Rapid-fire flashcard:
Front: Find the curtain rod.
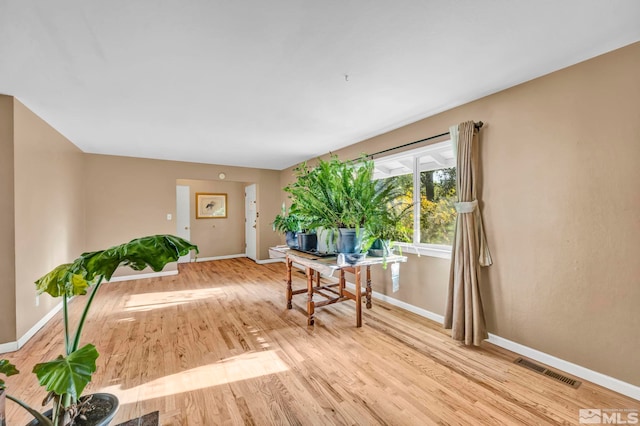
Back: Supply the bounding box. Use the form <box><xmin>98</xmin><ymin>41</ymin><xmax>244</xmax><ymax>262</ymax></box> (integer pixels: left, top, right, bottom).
<box><xmin>365</xmin><ymin>121</ymin><xmax>483</xmax><ymax>160</ymax></box>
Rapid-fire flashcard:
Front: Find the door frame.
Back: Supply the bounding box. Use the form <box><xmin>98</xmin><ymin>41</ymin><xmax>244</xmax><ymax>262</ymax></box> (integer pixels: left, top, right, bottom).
<box><xmin>245</xmin><ymin>184</ymin><xmax>257</xmax><ymax>261</ymax></box>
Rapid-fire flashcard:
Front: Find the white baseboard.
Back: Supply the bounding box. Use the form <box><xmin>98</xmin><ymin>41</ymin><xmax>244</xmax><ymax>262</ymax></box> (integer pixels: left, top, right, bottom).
<box><xmin>0</xmin><ymin>300</ymin><xmax>64</xmax><ymax>354</ymax></box>
<box><xmin>194</xmin><ymin>254</ymin><xmax>282</xmax><ymax>264</ymax></box>
<box><xmin>192</xmin><ymin>254</ymin><xmax>282</xmax><ymax>264</ymax></box>
<box><xmin>344</xmin><ymin>282</ymin><xmax>639</xmax><ymax>401</ymax></box>
<box><xmin>371</xmin><ymin>289</ymin><xmax>446</xmax><ymax>325</ymax></box>
<box><xmin>195</xmin><ymin>254</ymin><xmax>246</xmax><ymax>262</ymax></box>
<box><xmin>106</xmin><ymin>269</ymin><xmax>178</xmax><ymax>283</ymax></box>
<box><xmin>256</xmin><ymin>258</ymin><xmax>283</xmax><ymax>264</ymax></box>
<box><xmin>344</xmin><ymin>281</ymin><xmax>446</xmax><ymax>324</ymax></box>
<box><xmin>486</xmin><ymin>334</ymin><xmax>640</xmax><ymax>401</ymax></box>
<box><xmin>0</xmin><ymin>341</ymin><xmax>18</xmax><ymax>353</ymax></box>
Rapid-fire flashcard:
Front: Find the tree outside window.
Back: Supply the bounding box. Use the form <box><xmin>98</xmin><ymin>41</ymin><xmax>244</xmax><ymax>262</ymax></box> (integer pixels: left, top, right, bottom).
<box><xmin>373</xmin><ymin>141</ymin><xmax>457</xmax><ymax>249</ymax></box>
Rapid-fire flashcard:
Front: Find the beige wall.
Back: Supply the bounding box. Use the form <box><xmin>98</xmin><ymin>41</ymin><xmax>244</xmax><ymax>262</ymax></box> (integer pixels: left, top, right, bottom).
<box><xmin>285</xmin><ymin>42</ymin><xmax>640</xmax><ymax>386</ymax></box>
<box><xmin>177</xmin><ymin>179</ymin><xmax>247</xmax><ymax>258</ymax></box>
<box><xmin>12</xmin><ymin>99</ymin><xmax>86</xmax><ymax>338</ymax></box>
<box><xmin>0</xmin><ymin>96</ymin><xmax>17</xmax><ymax>342</ymax></box>
<box><xmin>84</xmin><ymin>154</ymin><xmax>282</xmax><ymax>261</ymax></box>
<box><xmin>370</xmin><ymin>253</ymin><xmax>450</xmax><ymax>315</ymax></box>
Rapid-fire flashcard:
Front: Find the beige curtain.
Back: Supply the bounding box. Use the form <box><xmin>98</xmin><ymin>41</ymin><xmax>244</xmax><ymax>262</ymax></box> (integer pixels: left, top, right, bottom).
<box><xmin>444</xmin><ymin>121</ymin><xmax>492</xmax><ymax>346</ymax></box>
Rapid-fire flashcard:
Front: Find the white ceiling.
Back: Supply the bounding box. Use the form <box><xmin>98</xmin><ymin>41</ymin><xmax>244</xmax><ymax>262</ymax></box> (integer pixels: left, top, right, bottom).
<box><xmin>1</xmin><ymin>1</ymin><xmax>639</xmax><ymax>170</ymax></box>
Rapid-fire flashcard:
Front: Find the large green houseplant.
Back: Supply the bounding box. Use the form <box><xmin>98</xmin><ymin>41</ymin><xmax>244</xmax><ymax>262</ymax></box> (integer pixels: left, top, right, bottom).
<box><xmin>0</xmin><ymin>234</ymin><xmax>198</xmax><ymax>426</ymax></box>
<box><xmin>285</xmin><ymin>155</ymin><xmax>407</xmax><ymax>254</ymax></box>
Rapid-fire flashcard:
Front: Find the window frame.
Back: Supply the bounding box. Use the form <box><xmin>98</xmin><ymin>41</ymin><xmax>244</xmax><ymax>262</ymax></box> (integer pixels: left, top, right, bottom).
<box><xmin>372</xmin><ymin>140</ymin><xmax>456</xmax><ymax>259</ymax></box>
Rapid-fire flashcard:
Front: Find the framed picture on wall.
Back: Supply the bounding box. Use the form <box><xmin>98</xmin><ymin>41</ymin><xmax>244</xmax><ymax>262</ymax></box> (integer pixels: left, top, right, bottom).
<box><xmin>196</xmin><ymin>193</ymin><xmax>227</xmax><ymax>218</ymax></box>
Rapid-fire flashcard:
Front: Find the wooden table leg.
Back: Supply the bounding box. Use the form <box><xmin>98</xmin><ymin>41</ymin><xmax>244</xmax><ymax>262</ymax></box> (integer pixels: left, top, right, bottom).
<box><xmin>286</xmin><ymin>257</ymin><xmax>293</xmax><ymax>309</ymax></box>
<box><xmin>355</xmin><ymin>266</ymin><xmax>362</xmax><ymax>327</ymax></box>
<box><xmin>315</xmin><ymin>270</ymin><xmax>321</xmax><ymax>287</ymax></box>
<box><xmin>339</xmin><ymin>269</ymin><xmax>345</xmax><ymax>297</ymax></box>
<box><xmin>306</xmin><ymin>266</ymin><xmax>315</xmax><ymax>326</ymax></box>
<box><xmin>366</xmin><ymin>265</ymin><xmax>372</xmax><ymax>309</ymax></box>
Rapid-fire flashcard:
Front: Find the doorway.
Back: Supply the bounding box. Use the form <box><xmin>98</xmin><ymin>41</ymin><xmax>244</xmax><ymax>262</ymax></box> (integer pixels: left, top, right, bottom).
<box><xmin>176</xmin><ymin>185</ymin><xmax>191</xmax><ymax>263</ymax></box>
<box><xmin>245</xmin><ymin>184</ymin><xmax>257</xmax><ymax>261</ymax></box>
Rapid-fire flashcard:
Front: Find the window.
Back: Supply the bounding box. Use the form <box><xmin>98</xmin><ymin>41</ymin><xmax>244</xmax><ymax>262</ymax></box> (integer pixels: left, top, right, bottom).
<box><xmin>373</xmin><ymin>140</ymin><xmax>456</xmax><ymax>258</ymax></box>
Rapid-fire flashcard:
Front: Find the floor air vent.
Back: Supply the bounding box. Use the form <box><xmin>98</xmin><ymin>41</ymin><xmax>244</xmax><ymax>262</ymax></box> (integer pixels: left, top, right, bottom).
<box><xmin>514</xmin><ymin>357</ymin><xmax>581</xmax><ymax>389</ymax></box>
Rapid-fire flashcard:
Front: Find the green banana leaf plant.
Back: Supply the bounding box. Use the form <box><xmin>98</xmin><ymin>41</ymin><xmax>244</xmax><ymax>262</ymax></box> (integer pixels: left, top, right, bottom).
<box><xmin>1</xmin><ymin>234</ymin><xmax>198</xmax><ymax>426</ymax></box>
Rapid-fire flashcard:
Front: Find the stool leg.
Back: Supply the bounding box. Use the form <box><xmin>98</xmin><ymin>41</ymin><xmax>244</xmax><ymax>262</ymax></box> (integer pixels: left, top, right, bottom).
<box><xmin>286</xmin><ymin>257</ymin><xmax>293</xmax><ymax>309</ymax></box>
<box><xmin>366</xmin><ymin>266</ymin><xmax>372</xmax><ymax>309</ymax></box>
<box><xmin>306</xmin><ymin>267</ymin><xmax>315</xmax><ymax>326</ymax></box>
<box><xmin>355</xmin><ymin>266</ymin><xmax>362</xmax><ymax>327</ymax></box>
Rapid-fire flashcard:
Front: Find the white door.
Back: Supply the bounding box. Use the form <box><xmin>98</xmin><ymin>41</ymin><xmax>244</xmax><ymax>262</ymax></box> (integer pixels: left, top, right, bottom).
<box><xmin>245</xmin><ymin>184</ymin><xmax>257</xmax><ymax>261</ymax></box>
<box><xmin>176</xmin><ymin>185</ymin><xmax>191</xmax><ymax>263</ymax></box>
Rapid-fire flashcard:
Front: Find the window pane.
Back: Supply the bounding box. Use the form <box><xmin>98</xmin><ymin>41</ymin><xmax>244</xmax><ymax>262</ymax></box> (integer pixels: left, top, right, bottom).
<box><xmin>419</xmin><ymin>167</ymin><xmax>457</xmax><ymax>245</ymax></box>
<box><xmin>379</xmin><ymin>174</ymin><xmax>413</xmax><ymax>243</ymax></box>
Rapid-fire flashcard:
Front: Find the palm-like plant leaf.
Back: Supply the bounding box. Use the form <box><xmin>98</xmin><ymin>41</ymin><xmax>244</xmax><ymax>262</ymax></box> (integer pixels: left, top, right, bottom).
<box><xmin>32</xmin><ymin>344</ymin><xmax>98</xmax><ymax>400</ymax></box>
<box><xmin>0</xmin><ymin>359</ymin><xmax>19</xmax><ymax>389</ymax></box>
<box><xmin>36</xmin><ymin>235</ymin><xmax>199</xmax><ymax>297</ymax></box>
<box><xmin>35</xmin><ymin>264</ymin><xmax>91</xmax><ymax>298</ymax></box>
<box><xmin>0</xmin><ymin>359</ymin><xmax>19</xmax><ymax>378</ymax></box>
<box><xmin>81</xmin><ymin>234</ymin><xmax>199</xmax><ymax>281</ymax></box>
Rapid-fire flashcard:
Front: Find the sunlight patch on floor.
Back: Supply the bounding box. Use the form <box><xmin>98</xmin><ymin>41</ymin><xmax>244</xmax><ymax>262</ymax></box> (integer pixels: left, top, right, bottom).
<box><xmin>99</xmin><ymin>350</ymin><xmax>289</xmax><ymax>404</ymax></box>
<box><xmin>124</xmin><ymin>287</ymin><xmax>225</xmax><ymax>312</ymax></box>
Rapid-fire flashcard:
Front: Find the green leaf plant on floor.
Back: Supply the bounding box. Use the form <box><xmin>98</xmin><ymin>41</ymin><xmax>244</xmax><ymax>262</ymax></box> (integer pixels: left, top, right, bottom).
<box><xmin>1</xmin><ymin>235</ymin><xmax>198</xmax><ymax>426</ymax></box>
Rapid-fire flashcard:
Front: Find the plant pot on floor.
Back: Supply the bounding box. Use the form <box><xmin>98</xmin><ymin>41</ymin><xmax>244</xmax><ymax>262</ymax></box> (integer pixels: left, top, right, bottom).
<box><xmin>297</xmin><ymin>233</ymin><xmax>317</xmax><ymax>252</ymax></box>
<box><xmin>337</xmin><ymin>228</ymin><xmax>362</xmax><ymax>254</ymax></box>
<box><xmin>25</xmin><ymin>393</ymin><xmax>119</xmax><ymax>426</ymax></box>
<box><xmin>1</xmin><ymin>389</ymin><xmax>6</xmax><ymax>426</ymax></box>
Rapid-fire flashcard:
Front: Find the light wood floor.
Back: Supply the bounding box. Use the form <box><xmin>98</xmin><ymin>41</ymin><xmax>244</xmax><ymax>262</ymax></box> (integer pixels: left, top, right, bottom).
<box><xmin>4</xmin><ymin>259</ymin><xmax>637</xmax><ymax>425</ymax></box>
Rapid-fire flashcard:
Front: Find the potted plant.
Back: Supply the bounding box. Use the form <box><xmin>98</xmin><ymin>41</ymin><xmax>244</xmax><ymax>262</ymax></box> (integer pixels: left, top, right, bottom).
<box><xmin>285</xmin><ymin>155</ymin><xmax>401</xmax><ymax>254</ymax></box>
<box><xmin>1</xmin><ymin>359</ymin><xmax>19</xmax><ymax>425</ymax></box>
<box><xmin>365</xmin><ymin>198</ymin><xmax>413</xmax><ymax>258</ymax></box>
<box><xmin>0</xmin><ymin>234</ymin><xmax>198</xmax><ymax>426</ymax></box>
<box><xmin>272</xmin><ymin>203</ymin><xmax>303</xmax><ymax>249</ymax></box>
<box><xmin>296</xmin><ymin>229</ymin><xmax>317</xmax><ymax>252</ymax></box>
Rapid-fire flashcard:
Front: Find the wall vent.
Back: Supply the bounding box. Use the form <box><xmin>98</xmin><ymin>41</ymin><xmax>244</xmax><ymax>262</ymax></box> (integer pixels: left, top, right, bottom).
<box><xmin>514</xmin><ymin>357</ymin><xmax>581</xmax><ymax>389</ymax></box>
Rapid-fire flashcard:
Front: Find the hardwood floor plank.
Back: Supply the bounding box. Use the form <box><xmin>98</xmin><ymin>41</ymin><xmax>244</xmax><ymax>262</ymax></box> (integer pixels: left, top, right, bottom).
<box><xmin>3</xmin><ymin>258</ymin><xmax>637</xmax><ymax>425</ymax></box>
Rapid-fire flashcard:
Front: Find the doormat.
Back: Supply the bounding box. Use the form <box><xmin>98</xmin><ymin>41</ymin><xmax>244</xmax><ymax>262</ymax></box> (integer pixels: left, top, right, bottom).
<box><xmin>115</xmin><ymin>411</ymin><xmax>159</xmax><ymax>426</ymax></box>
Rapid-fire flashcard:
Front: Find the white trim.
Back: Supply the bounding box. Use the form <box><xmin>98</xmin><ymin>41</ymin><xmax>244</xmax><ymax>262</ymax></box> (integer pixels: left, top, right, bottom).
<box><xmin>374</xmin><ymin>290</ymin><xmax>446</xmax><ymax>324</ymax></box>
<box><xmin>344</xmin><ymin>281</ymin><xmax>446</xmax><ymax>324</ymax></box>
<box><xmin>395</xmin><ymin>243</ymin><xmax>452</xmax><ymax>260</ymax></box>
<box><xmin>198</xmin><ymin>255</ymin><xmax>288</xmax><ymax>265</ymax></box>
<box><xmin>17</xmin><ymin>301</ymin><xmax>64</xmax><ymax>347</ymax></box>
<box><xmin>194</xmin><ymin>254</ymin><xmax>246</xmax><ymax>262</ymax></box>
<box><xmin>0</xmin><ymin>341</ymin><xmax>18</xmax><ymax>354</ymax></box>
<box><xmin>256</xmin><ymin>258</ymin><xmax>283</xmax><ymax>264</ymax></box>
<box><xmin>373</xmin><ymin>139</ymin><xmax>453</xmax><ymax>179</ymax></box>
<box><xmin>0</xmin><ymin>301</ymin><xmax>64</xmax><ymax>354</ymax></box>
<box><xmin>106</xmin><ymin>269</ymin><xmax>178</xmax><ymax>283</ymax></box>
<box><xmin>344</xmin><ymin>283</ymin><xmax>640</xmax><ymax>401</ymax></box>
<box><xmin>486</xmin><ymin>334</ymin><xmax>640</xmax><ymax>401</ymax></box>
